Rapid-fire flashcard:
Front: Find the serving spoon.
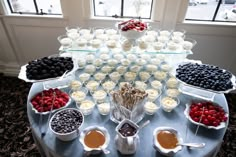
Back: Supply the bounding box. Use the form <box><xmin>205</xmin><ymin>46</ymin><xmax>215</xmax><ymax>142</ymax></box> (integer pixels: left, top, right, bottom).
<box><xmin>177</xmin><ymin>142</ymin><xmax>205</xmax><ymax>149</ymax></box>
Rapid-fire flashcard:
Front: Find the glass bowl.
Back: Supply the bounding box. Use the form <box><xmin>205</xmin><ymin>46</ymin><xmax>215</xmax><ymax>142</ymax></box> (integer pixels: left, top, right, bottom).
<box><xmin>144</xmin><ymin>101</ymin><xmax>160</xmax><ymax>115</ymax></box>
<box><xmin>181</xmin><ymin>38</ymin><xmax>197</xmax><ymax>51</ymax></box>
<box><xmin>160</xmin><ymin>95</ymin><xmax>180</xmax><ymax>112</ymax></box>
<box><xmin>57</xmin><ymin>35</ymin><xmax>73</xmax><ymax>49</ymax></box>
<box><xmin>97</xmin><ymin>102</ymin><xmax>111</xmax><ymax>115</ymax></box>
<box><xmin>146</xmin><ymin>88</ymin><xmax>161</xmax><ymax>102</ymax></box>
<box><xmin>77</xmin><ymin>100</ymin><xmax>95</xmax><ymax>116</ymax></box>
<box><xmin>92</xmin><ymin>90</ymin><xmax>107</xmax><ymax>104</ymax></box>
<box><xmin>69</xmin><ymin>87</ymin><xmax>88</xmax><ymax>103</ymax></box>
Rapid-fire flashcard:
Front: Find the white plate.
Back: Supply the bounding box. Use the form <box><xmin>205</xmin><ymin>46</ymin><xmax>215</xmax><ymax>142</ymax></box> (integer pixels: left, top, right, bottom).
<box><xmin>174</xmin><ymin>62</ymin><xmax>236</xmax><ymax>94</ymax></box>
<box><xmin>18</xmin><ymin>56</ymin><xmax>78</xmax><ymax>83</ymax></box>
<box><xmin>30</xmin><ymin>93</ymin><xmax>72</xmax><ymax>115</ymax></box>
<box><xmin>184</xmin><ymin>103</ymin><xmax>228</xmax><ymax>130</ymax></box>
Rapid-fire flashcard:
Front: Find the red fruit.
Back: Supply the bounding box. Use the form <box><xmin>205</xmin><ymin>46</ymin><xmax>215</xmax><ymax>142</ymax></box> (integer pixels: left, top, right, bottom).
<box><xmin>203</xmin><ymin>119</ymin><xmax>209</xmax><ymax>125</ymax></box>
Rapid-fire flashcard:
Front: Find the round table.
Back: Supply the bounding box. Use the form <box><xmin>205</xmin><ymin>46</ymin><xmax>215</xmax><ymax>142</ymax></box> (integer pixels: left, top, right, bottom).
<box><xmin>27</xmin><ymin>82</ymin><xmax>228</xmax><ymax>157</ymax></box>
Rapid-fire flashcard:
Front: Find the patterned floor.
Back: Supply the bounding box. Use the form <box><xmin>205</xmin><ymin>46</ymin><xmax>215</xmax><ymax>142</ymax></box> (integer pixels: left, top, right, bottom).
<box><xmin>0</xmin><ymin>75</ymin><xmax>235</xmax><ymax>157</ymax></box>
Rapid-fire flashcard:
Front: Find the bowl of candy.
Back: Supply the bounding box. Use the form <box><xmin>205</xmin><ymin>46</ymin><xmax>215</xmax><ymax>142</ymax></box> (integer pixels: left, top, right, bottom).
<box><xmin>118</xmin><ymin>19</ymin><xmax>148</xmax><ymax>40</ymax></box>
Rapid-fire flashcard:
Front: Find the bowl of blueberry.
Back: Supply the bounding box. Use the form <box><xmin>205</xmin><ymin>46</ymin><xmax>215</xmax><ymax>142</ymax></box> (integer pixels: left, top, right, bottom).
<box><xmin>18</xmin><ymin>54</ymin><xmax>76</xmax><ymax>82</ymax></box>
<box><xmin>184</xmin><ymin>100</ymin><xmax>228</xmax><ymax>130</ymax></box>
<box><xmin>49</xmin><ymin>108</ymin><xmax>84</xmax><ymax>141</ymax></box>
<box><xmin>175</xmin><ymin>62</ymin><xmax>236</xmax><ymax>93</ymax></box>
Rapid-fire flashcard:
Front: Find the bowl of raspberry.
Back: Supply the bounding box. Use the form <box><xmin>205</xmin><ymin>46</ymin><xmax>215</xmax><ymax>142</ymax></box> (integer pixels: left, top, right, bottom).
<box><xmin>30</xmin><ymin>88</ymin><xmax>71</xmax><ymax>115</ymax></box>
<box><xmin>118</xmin><ymin>19</ymin><xmax>148</xmax><ymax>40</ymax></box>
<box><xmin>184</xmin><ymin>100</ymin><xmax>228</xmax><ymax>130</ymax></box>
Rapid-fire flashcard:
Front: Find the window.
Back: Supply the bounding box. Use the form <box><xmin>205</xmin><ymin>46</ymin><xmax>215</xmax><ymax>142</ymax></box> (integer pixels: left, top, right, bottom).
<box><xmin>93</xmin><ymin>0</ymin><xmax>153</xmax><ymax>19</ymax></box>
<box><xmin>186</xmin><ymin>0</ymin><xmax>236</xmax><ymax>22</ymax></box>
<box><xmin>5</xmin><ymin>0</ymin><xmax>62</xmax><ymax>15</ymax></box>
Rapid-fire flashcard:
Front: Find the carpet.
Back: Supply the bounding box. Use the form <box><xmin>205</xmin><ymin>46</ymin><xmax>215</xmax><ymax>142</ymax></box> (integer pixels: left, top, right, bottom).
<box><xmin>0</xmin><ymin>75</ymin><xmax>235</xmax><ymax>157</ymax></box>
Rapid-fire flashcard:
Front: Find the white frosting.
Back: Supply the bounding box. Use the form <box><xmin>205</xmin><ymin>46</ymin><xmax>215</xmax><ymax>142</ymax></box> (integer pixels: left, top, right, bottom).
<box><xmin>86</xmin><ymin>81</ymin><xmax>99</xmax><ymax>91</ymax></box>
<box><xmin>124</xmin><ymin>72</ymin><xmax>137</xmax><ymax>81</ymax></box>
<box><xmin>70</xmin><ymin>80</ymin><xmax>82</xmax><ymax>90</ymax></box>
<box><xmin>71</xmin><ymin>91</ymin><xmax>86</xmax><ymax>102</ymax></box>
<box><xmin>151</xmin><ymin>80</ymin><xmax>162</xmax><ymax>90</ymax></box>
<box><xmin>154</xmin><ymin>71</ymin><xmax>167</xmax><ymax>80</ymax></box>
<box><xmin>79</xmin><ymin>73</ymin><xmax>90</xmax><ymax>82</ymax></box>
<box><xmin>139</xmin><ymin>71</ymin><xmax>151</xmax><ymax>81</ymax></box>
<box><xmin>94</xmin><ymin>72</ymin><xmax>106</xmax><ymax>81</ymax></box>
<box><xmin>97</xmin><ymin>103</ymin><xmax>110</xmax><ymax>115</ymax></box>
<box><xmin>146</xmin><ymin>89</ymin><xmax>159</xmax><ymax>102</ymax></box>
<box><xmin>161</xmin><ymin>97</ymin><xmax>178</xmax><ymax>111</ymax></box>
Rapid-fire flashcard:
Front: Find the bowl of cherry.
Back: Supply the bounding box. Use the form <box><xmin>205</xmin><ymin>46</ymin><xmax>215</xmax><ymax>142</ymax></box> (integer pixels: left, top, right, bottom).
<box><xmin>118</xmin><ymin>19</ymin><xmax>148</xmax><ymax>40</ymax></box>
<box><xmin>184</xmin><ymin>100</ymin><xmax>228</xmax><ymax>130</ymax></box>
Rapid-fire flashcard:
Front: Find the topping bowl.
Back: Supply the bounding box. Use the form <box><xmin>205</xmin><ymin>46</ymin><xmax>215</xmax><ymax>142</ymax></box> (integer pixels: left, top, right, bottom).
<box><xmin>79</xmin><ymin>126</ymin><xmax>110</xmax><ymax>155</ymax></box>
<box><xmin>153</xmin><ymin>127</ymin><xmax>183</xmax><ymax>156</ymax></box>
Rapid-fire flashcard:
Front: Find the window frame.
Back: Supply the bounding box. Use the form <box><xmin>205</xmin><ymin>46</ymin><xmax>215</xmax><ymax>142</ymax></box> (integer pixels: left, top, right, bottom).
<box><xmin>185</xmin><ymin>0</ymin><xmax>236</xmax><ymax>23</ymax></box>
<box><xmin>92</xmin><ymin>0</ymin><xmax>154</xmax><ymax>19</ymax></box>
<box><xmin>5</xmin><ymin>0</ymin><xmax>62</xmax><ymax>15</ymax></box>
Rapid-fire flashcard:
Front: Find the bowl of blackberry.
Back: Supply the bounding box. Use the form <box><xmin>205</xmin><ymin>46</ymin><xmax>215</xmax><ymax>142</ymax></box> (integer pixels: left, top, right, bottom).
<box><xmin>18</xmin><ymin>55</ymin><xmax>75</xmax><ymax>82</ymax></box>
<box><xmin>175</xmin><ymin>62</ymin><xmax>236</xmax><ymax>93</ymax></box>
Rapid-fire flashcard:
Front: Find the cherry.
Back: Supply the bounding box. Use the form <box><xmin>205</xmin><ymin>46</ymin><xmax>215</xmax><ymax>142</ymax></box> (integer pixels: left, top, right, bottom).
<box><xmin>189</xmin><ymin>101</ymin><xmax>227</xmax><ymax>127</ymax></box>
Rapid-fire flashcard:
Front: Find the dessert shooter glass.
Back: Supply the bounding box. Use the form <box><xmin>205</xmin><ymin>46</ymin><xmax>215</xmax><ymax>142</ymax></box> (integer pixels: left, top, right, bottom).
<box><xmin>160</xmin><ymin>94</ymin><xmax>180</xmax><ymax>112</ymax></box>
<box><xmin>77</xmin><ymin>100</ymin><xmax>95</xmax><ymax>115</ymax></box>
<box><xmin>97</xmin><ymin>102</ymin><xmax>111</xmax><ymax>115</ymax></box>
<box><xmin>144</xmin><ymin>101</ymin><xmax>160</xmax><ymax>115</ymax></box>
<box><xmin>92</xmin><ymin>89</ymin><xmax>107</xmax><ymax>104</ymax></box>
<box><xmin>69</xmin><ymin>87</ymin><xmax>88</xmax><ymax>103</ymax></box>
<box><xmin>57</xmin><ymin>35</ymin><xmax>73</xmax><ymax>50</ymax></box>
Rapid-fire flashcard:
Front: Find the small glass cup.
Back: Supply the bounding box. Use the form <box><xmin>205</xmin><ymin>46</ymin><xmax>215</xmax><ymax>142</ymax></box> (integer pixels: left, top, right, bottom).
<box><xmin>165</xmin><ymin>87</ymin><xmax>180</xmax><ymax>98</ymax></box>
<box><xmin>134</xmin><ymin>81</ymin><xmax>147</xmax><ymax>91</ymax></box>
<box><xmin>94</xmin><ymin>72</ymin><xmax>106</xmax><ymax>83</ymax></box>
<box><xmin>65</xmin><ymin>26</ymin><xmax>79</xmax><ymax>33</ymax></box>
<box><xmin>150</xmin><ymin>80</ymin><xmax>163</xmax><ymax>90</ymax></box>
<box><xmin>124</xmin><ymin>72</ymin><xmax>137</xmax><ymax>82</ymax></box>
<box><xmin>182</xmin><ymin>38</ymin><xmax>197</xmax><ymax>51</ymax></box>
<box><xmin>166</xmin><ymin>77</ymin><xmax>179</xmax><ymax>88</ymax></box>
<box><xmin>153</xmin><ymin>42</ymin><xmax>164</xmax><ymax>51</ymax></box>
<box><xmin>102</xmin><ymin>81</ymin><xmax>116</xmax><ymax>93</ymax></box>
<box><xmin>70</xmin><ymin>87</ymin><xmax>88</xmax><ymax>103</ymax></box>
<box><xmin>70</xmin><ymin>80</ymin><xmax>82</xmax><ymax>91</ymax></box>
<box><xmin>160</xmin><ymin>95</ymin><xmax>180</xmax><ymax>112</ymax></box>
<box><xmin>93</xmin><ymin>59</ymin><xmax>104</xmax><ymax>69</ymax></box>
<box><xmin>101</xmin><ymin>65</ymin><xmax>113</xmax><ymax>74</ymax></box>
<box><xmin>85</xmin><ymin>80</ymin><xmax>99</xmax><ymax>94</ymax></box>
<box><xmin>153</xmin><ymin>71</ymin><xmax>168</xmax><ymax>81</ymax></box>
<box><xmin>77</xmin><ymin>100</ymin><xmax>95</xmax><ymax>116</ymax></box>
<box><xmin>57</xmin><ymin>35</ymin><xmax>73</xmax><ymax>49</ymax></box>
<box><xmin>144</xmin><ymin>101</ymin><xmax>160</xmax><ymax>115</ymax></box>
<box><xmin>145</xmin><ymin>64</ymin><xmax>158</xmax><ymax>74</ymax></box>
<box><xmin>78</xmin><ymin>73</ymin><xmax>91</xmax><ymax>84</ymax></box>
<box><xmin>116</xmin><ymin>66</ymin><xmax>127</xmax><ymax>75</ymax></box>
<box><xmin>97</xmin><ymin>102</ymin><xmax>111</xmax><ymax>115</ymax></box>
<box><xmin>139</xmin><ymin>71</ymin><xmax>151</xmax><ymax>82</ymax></box>
<box><xmin>92</xmin><ymin>90</ymin><xmax>107</xmax><ymax>104</ymax></box>
<box><xmin>67</xmin><ymin>32</ymin><xmax>80</xmax><ymax>41</ymax></box>
<box><xmin>146</xmin><ymin>88</ymin><xmax>161</xmax><ymax>102</ymax></box>
<box><xmin>109</xmin><ymin>72</ymin><xmax>121</xmax><ymax>83</ymax></box>
<box><xmin>75</xmin><ymin>38</ymin><xmax>87</xmax><ymax>47</ymax></box>
<box><xmin>84</xmin><ymin>65</ymin><xmax>96</xmax><ymax>74</ymax></box>
<box><xmin>77</xmin><ymin>58</ymin><xmax>86</xmax><ymax>69</ymax></box>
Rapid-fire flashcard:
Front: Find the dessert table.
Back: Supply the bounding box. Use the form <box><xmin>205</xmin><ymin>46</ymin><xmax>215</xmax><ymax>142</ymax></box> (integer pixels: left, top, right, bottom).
<box><xmin>27</xmin><ymin>81</ymin><xmax>228</xmax><ymax>157</ymax></box>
